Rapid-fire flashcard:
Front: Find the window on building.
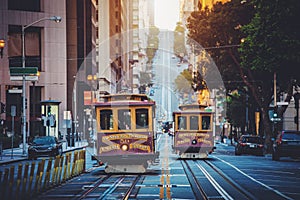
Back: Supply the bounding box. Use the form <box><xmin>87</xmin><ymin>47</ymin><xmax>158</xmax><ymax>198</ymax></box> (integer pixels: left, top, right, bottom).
<box><xmin>136</xmin><ymin>109</ymin><xmax>149</xmax><ymax>129</ymax></box>
<box><xmin>8</xmin><ymin>25</ymin><xmax>41</xmax><ymax>71</ymax></box>
<box><xmin>100</xmin><ymin>109</ymin><xmax>114</xmax><ymax>130</ymax></box>
<box><xmin>8</xmin><ymin>0</ymin><xmax>40</xmax><ymax>12</ymax></box>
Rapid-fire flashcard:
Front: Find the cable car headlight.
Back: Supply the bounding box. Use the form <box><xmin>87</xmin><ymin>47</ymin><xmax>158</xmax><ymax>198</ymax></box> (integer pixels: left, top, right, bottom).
<box><xmin>121</xmin><ymin>144</ymin><xmax>129</xmax><ymax>151</ymax></box>
<box><xmin>192</xmin><ymin>139</ymin><xmax>197</xmax><ymax>145</ymax></box>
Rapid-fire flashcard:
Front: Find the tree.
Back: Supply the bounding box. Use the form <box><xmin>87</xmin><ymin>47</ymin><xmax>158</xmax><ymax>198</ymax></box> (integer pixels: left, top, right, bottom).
<box><xmin>146</xmin><ymin>26</ymin><xmax>160</xmax><ymax>63</ymax></box>
<box><xmin>226</xmin><ymin>90</ymin><xmax>246</xmax><ymax>131</ymax></box>
<box><xmin>240</xmin><ymin>0</ymin><xmax>300</xmax><ymax>150</ymax></box>
<box><xmin>187</xmin><ymin>0</ymin><xmax>255</xmax><ymax>131</ymax></box>
<box><xmin>174</xmin><ymin>22</ymin><xmax>187</xmax><ymax>58</ymax></box>
<box><xmin>187</xmin><ymin>0</ymin><xmax>300</xmax><ymax>152</ymax></box>
<box><xmin>187</xmin><ymin>0</ymin><xmax>255</xmax><ymax>90</ymax></box>
<box><xmin>174</xmin><ymin>68</ymin><xmax>193</xmax><ymax>94</ymax></box>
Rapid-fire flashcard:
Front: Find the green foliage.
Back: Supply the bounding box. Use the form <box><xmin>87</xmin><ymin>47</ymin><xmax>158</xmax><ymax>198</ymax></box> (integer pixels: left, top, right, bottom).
<box><xmin>147</xmin><ymin>26</ymin><xmax>160</xmax><ymax>63</ymax></box>
<box><xmin>174</xmin><ymin>22</ymin><xmax>187</xmax><ymax>57</ymax></box>
<box><xmin>187</xmin><ymin>0</ymin><xmax>255</xmax><ymax>90</ymax></box>
<box><xmin>140</xmin><ymin>71</ymin><xmax>152</xmax><ymax>85</ymax></box>
<box><xmin>174</xmin><ymin>69</ymin><xmax>193</xmax><ymax>94</ymax></box>
<box><xmin>240</xmin><ymin>0</ymin><xmax>300</xmax><ymax>87</ymax></box>
<box><xmin>226</xmin><ymin>92</ymin><xmax>246</xmax><ymax>128</ymax></box>
<box><xmin>186</xmin><ymin>0</ymin><xmax>300</xmax><ymax>147</ymax></box>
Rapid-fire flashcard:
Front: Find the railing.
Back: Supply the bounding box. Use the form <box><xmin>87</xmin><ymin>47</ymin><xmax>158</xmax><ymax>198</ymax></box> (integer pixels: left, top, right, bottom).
<box><xmin>0</xmin><ymin>149</ymin><xmax>86</xmax><ymax>199</ymax></box>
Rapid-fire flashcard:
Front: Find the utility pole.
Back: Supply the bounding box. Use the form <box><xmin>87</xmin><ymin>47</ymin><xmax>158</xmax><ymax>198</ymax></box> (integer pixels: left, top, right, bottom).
<box><xmin>294</xmin><ymin>93</ymin><xmax>300</xmax><ymax>131</ymax></box>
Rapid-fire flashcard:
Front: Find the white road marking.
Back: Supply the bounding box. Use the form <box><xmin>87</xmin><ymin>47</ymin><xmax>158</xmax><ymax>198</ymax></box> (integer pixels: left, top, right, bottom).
<box><xmin>213</xmin><ymin>156</ymin><xmax>293</xmax><ymax>200</ymax></box>
<box><xmin>196</xmin><ymin>162</ymin><xmax>234</xmax><ymax>200</ymax></box>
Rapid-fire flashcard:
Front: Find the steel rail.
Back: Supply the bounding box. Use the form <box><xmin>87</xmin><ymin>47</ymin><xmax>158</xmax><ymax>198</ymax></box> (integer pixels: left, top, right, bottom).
<box><xmin>122</xmin><ymin>175</ymin><xmax>142</xmax><ymax>200</ymax></box>
<box><xmin>181</xmin><ymin>160</ymin><xmax>209</xmax><ymax>200</ymax></box>
<box><xmin>203</xmin><ymin>160</ymin><xmax>257</xmax><ymax>200</ymax></box>
<box><xmin>195</xmin><ymin>161</ymin><xmax>234</xmax><ymax>200</ymax></box>
<box><xmin>99</xmin><ymin>176</ymin><xmax>125</xmax><ymax>199</ymax></box>
<box><xmin>78</xmin><ymin>175</ymin><xmax>112</xmax><ymax>199</ymax></box>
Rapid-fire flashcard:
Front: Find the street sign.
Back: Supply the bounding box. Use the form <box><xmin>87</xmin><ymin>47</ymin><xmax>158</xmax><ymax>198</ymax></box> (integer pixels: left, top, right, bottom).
<box><xmin>8</xmin><ymin>89</ymin><xmax>22</xmax><ymax>93</ymax></box>
<box><xmin>11</xmin><ymin>106</ymin><xmax>16</xmax><ymax>117</ymax></box>
<box><xmin>9</xmin><ymin>67</ymin><xmax>38</xmax><ymax>76</ymax></box>
<box><xmin>10</xmin><ymin>76</ymin><xmax>38</xmax><ymax>81</ymax></box>
<box><xmin>271</xmin><ymin>117</ymin><xmax>281</xmax><ymax>122</ymax></box>
<box><xmin>277</xmin><ymin>102</ymin><xmax>289</xmax><ymax>106</ymax></box>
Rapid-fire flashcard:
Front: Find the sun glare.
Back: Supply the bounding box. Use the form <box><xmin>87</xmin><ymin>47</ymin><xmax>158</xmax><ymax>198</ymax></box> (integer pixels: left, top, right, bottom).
<box><xmin>154</xmin><ymin>0</ymin><xmax>180</xmax><ymax>31</ymax></box>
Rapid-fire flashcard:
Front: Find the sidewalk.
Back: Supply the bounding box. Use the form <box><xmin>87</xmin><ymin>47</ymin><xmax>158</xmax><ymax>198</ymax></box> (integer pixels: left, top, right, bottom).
<box><xmin>0</xmin><ymin>140</ymin><xmax>88</xmax><ymax>165</ymax></box>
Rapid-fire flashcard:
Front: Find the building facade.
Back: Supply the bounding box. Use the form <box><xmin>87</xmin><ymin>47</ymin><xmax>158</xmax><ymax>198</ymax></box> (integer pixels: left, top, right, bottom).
<box><xmin>0</xmin><ymin>0</ymin><xmax>157</xmax><ymax>145</ymax></box>
<box><xmin>0</xmin><ymin>0</ymin><xmax>67</xmax><ymax>139</ymax></box>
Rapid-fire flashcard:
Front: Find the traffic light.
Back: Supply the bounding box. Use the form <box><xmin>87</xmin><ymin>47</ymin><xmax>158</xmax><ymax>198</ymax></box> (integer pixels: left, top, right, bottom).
<box><xmin>47</xmin><ymin>106</ymin><xmax>51</xmax><ymax>116</ymax></box>
<box><xmin>0</xmin><ymin>102</ymin><xmax>5</xmax><ymax>113</ymax></box>
<box><xmin>272</xmin><ymin>106</ymin><xmax>278</xmax><ymax>118</ymax></box>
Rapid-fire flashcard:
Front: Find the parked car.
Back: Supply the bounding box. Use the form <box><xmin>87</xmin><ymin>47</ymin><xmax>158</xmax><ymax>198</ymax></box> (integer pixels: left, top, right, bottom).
<box><xmin>272</xmin><ymin>130</ymin><xmax>300</xmax><ymax>161</ymax></box>
<box><xmin>235</xmin><ymin>135</ymin><xmax>264</xmax><ymax>156</ymax></box>
<box><xmin>28</xmin><ymin>136</ymin><xmax>63</xmax><ymax>159</ymax></box>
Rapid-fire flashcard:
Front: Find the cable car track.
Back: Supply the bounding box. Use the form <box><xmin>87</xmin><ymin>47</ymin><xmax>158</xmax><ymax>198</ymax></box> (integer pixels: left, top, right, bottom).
<box><xmin>181</xmin><ymin>160</ymin><xmax>209</xmax><ymax>200</ymax></box>
<box><xmin>182</xmin><ymin>159</ymin><xmax>256</xmax><ymax>200</ymax></box>
<box><xmin>202</xmin><ymin>159</ymin><xmax>256</xmax><ymax>200</ymax></box>
<box><xmin>78</xmin><ymin>174</ymin><xmax>142</xmax><ymax>199</ymax></box>
<box><xmin>79</xmin><ymin>174</ymin><xmax>112</xmax><ymax>199</ymax></box>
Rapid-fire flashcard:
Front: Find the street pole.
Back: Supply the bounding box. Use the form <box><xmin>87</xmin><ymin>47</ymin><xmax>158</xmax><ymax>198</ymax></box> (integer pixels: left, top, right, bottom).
<box><xmin>294</xmin><ymin>92</ymin><xmax>300</xmax><ymax>131</ymax></box>
<box><xmin>21</xmin><ymin>16</ymin><xmax>62</xmax><ymax>156</ymax></box>
<box><xmin>11</xmin><ymin>115</ymin><xmax>14</xmax><ymax>159</ymax></box>
<box><xmin>21</xmin><ymin>26</ymin><xmax>26</xmax><ymax>155</ymax></box>
<box><xmin>273</xmin><ymin>72</ymin><xmax>277</xmax><ymax>136</ymax></box>
<box><xmin>11</xmin><ymin>106</ymin><xmax>16</xmax><ymax>159</ymax></box>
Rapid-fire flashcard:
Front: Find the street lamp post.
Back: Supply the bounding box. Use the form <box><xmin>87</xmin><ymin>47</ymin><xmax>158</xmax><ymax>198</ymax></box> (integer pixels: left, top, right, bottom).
<box><xmin>21</xmin><ymin>16</ymin><xmax>62</xmax><ymax>156</ymax></box>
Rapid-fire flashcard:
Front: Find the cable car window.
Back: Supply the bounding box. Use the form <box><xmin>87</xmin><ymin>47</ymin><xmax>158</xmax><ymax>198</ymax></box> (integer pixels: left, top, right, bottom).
<box><xmin>100</xmin><ymin>109</ymin><xmax>113</xmax><ymax>130</ymax></box>
<box><xmin>118</xmin><ymin>109</ymin><xmax>131</xmax><ymax>130</ymax></box>
<box><xmin>178</xmin><ymin>116</ymin><xmax>187</xmax><ymax>130</ymax></box>
<box><xmin>201</xmin><ymin>116</ymin><xmax>211</xmax><ymax>130</ymax></box>
<box><xmin>136</xmin><ymin>108</ymin><xmax>149</xmax><ymax>129</ymax></box>
<box><xmin>190</xmin><ymin>116</ymin><xmax>199</xmax><ymax>130</ymax></box>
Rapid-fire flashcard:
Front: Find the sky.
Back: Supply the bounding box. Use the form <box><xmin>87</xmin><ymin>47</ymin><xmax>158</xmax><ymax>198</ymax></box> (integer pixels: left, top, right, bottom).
<box><xmin>154</xmin><ymin>0</ymin><xmax>180</xmax><ymax>31</ymax></box>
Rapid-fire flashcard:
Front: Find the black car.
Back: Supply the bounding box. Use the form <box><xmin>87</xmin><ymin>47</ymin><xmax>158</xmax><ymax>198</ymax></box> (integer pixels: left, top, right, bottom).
<box><xmin>162</xmin><ymin>121</ymin><xmax>170</xmax><ymax>133</ymax></box>
<box><xmin>28</xmin><ymin>136</ymin><xmax>63</xmax><ymax>159</ymax></box>
<box><xmin>235</xmin><ymin>135</ymin><xmax>264</xmax><ymax>156</ymax></box>
<box><xmin>272</xmin><ymin>130</ymin><xmax>300</xmax><ymax>161</ymax></box>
